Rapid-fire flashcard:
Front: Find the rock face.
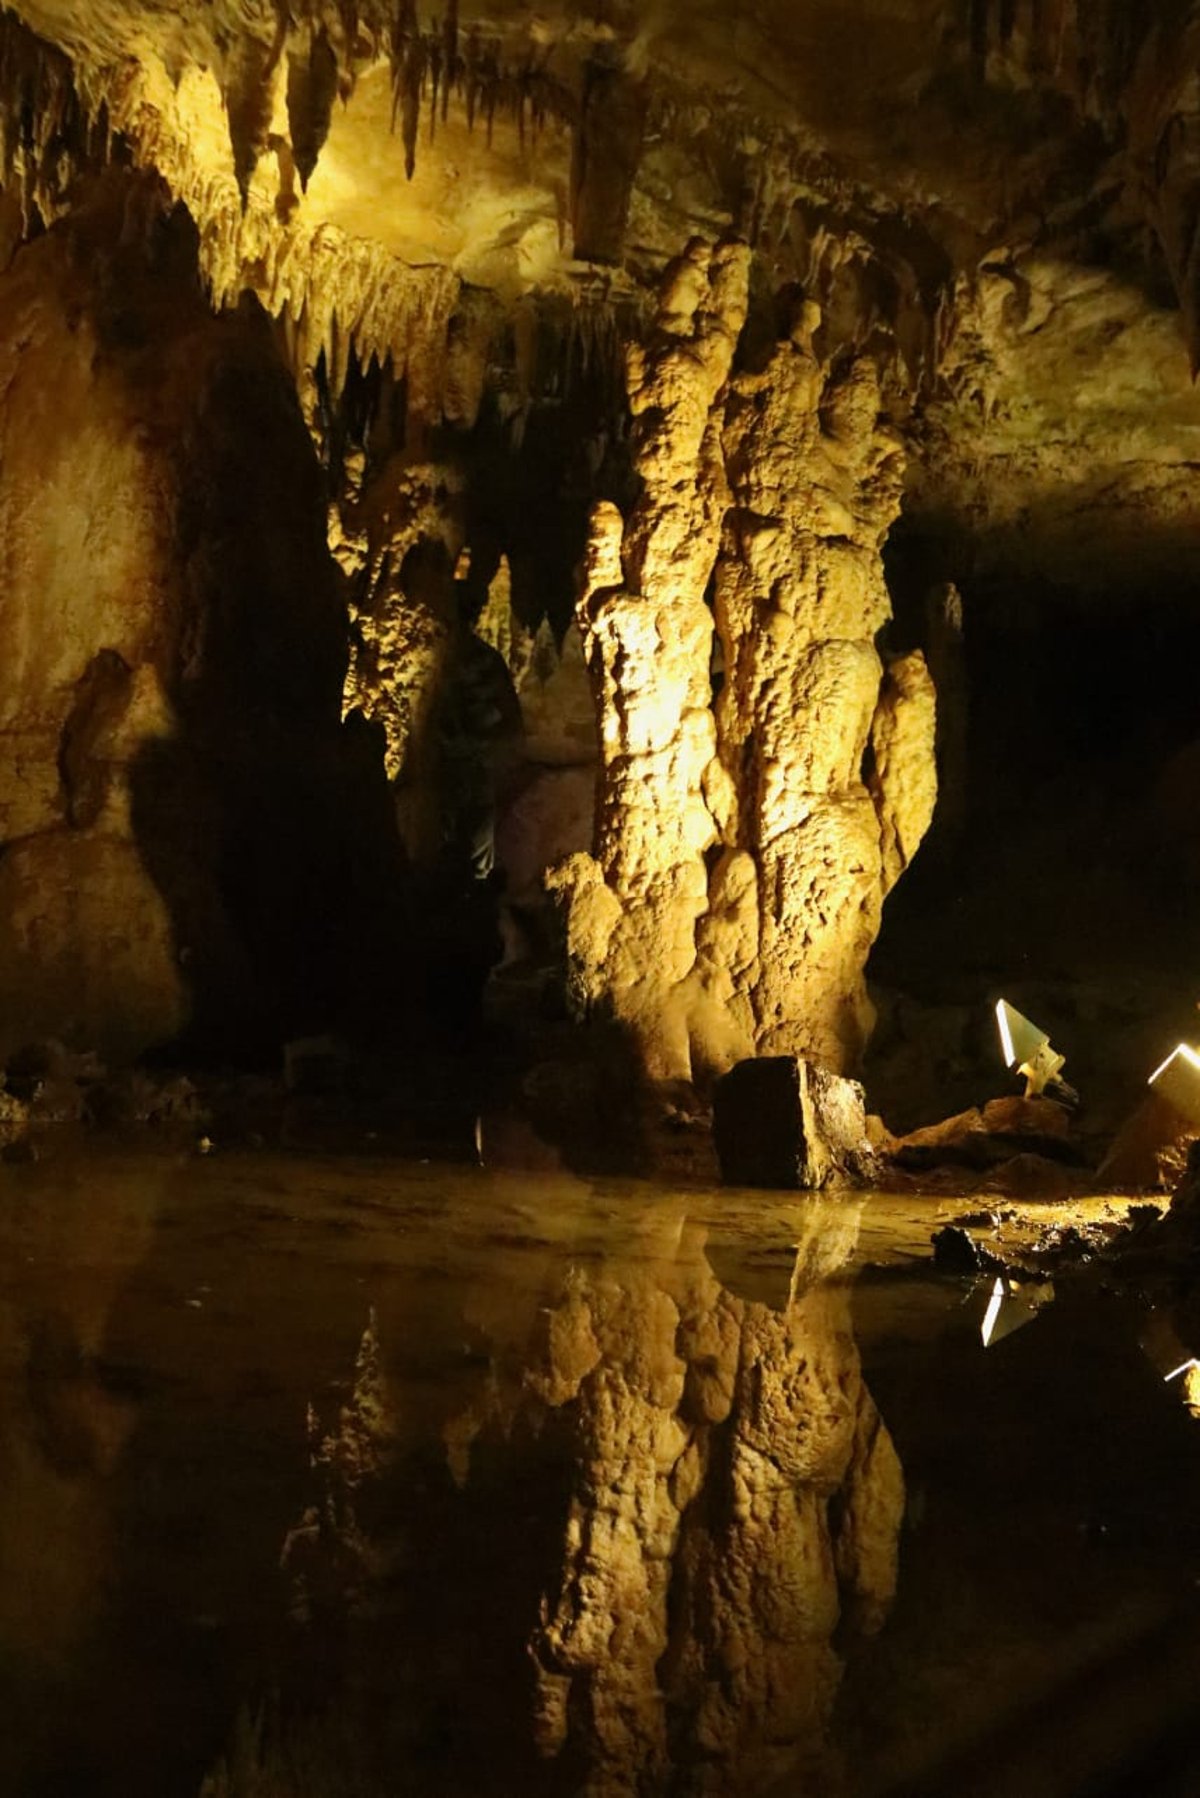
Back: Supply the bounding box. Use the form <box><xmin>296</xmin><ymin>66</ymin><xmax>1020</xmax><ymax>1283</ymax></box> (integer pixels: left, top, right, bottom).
<box><xmin>553</xmin><ymin>250</ymin><xmax>936</xmax><ymax>1083</ymax></box>
<box><xmin>0</xmin><ymin>174</ymin><xmax>397</xmax><ymax>1060</ymax></box>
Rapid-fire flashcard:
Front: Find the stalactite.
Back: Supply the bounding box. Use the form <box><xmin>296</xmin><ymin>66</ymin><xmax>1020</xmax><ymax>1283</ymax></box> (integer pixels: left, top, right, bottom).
<box><xmin>221</xmin><ymin>14</ymin><xmax>287</xmax><ymax>205</ymax></box>
<box><xmin>400</xmin><ymin>32</ymin><xmax>423</xmax><ymax>178</ymax></box>
<box><xmin>570</xmin><ymin>54</ymin><xmax>646</xmax><ymax>265</ymax></box>
<box><xmin>441</xmin><ymin>0</ymin><xmax>458</xmax><ymax>123</ymax></box>
<box><xmin>0</xmin><ymin>7</ymin><xmax>105</xmax><ymax>238</ymax></box>
<box><xmin>286</xmin><ymin>25</ymin><xmax>339</xmax><ymax>192</ymax></box>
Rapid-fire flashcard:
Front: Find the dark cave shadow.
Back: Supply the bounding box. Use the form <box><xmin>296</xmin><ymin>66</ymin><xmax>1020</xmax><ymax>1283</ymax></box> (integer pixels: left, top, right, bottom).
<box><xmin>127</xmin><ymin>720</ymin><xmax>412</xmax><ymax>1066</ymax></box>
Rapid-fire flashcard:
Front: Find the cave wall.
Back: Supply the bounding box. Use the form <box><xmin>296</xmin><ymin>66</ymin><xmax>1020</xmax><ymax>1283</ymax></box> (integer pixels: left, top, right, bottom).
<box><xmin>0</xmin><ymin>173</ymin><xmax>401</xmax><ymax>1062</ymax></box>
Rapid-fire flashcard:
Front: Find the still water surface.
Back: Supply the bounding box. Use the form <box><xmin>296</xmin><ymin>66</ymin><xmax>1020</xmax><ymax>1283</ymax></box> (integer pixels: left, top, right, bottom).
<box><xmin>1</xmin><ymin>1146</ymin><xmax>1197</xmax><ymax>1797</ymax></box>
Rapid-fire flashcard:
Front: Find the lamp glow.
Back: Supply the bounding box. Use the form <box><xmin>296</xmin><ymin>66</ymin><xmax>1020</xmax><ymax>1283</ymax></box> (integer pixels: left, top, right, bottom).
<box><xmin>981</xmin><ymin>1277</ymin><xmax>1005</xmax><ymax>1347</ymax></box>
<box><xmin>995</xmin><ymin>999</ymin><xmax>1068</xmax><ymax>1099</ymax></box>
<box><xmin>997</xmin><ymin>1001</ymin><xmax>1016</xmax><ymax>1069</ymax></box>
<box><xmin>980</xmin><ymin>1275</ymin><xmax>1054</xmax><ymax>1347</ymax></box>
<box><xmin>1147</xmin><ymin>1043</ymin><xmax>1200</xmax><ymax>1128</ymax></box>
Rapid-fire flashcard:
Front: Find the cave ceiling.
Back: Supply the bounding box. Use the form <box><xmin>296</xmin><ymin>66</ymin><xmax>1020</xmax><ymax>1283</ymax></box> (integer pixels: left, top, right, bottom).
<box><xmin>7</xmin><ymin>0</ymin><xmax>1200</xmax><ymax>593</ymax></box>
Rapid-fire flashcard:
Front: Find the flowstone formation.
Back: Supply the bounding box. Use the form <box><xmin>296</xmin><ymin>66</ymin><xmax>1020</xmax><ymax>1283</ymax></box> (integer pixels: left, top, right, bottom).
<box><xmin>553</xmin><ymin>243</ymin><xmax>936</xmax><ymax>1083</ymax></box>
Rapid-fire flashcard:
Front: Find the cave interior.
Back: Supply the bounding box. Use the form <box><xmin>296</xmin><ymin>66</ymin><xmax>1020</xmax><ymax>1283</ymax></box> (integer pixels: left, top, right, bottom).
<box><xmin>4</xmin><ymin>3</ymin><xmax>1200</xmax><ymax>1795</ymax></box>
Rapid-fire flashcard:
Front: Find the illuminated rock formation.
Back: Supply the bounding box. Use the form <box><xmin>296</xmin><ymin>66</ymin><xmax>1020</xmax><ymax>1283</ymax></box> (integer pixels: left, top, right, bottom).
<box><xmin>550</xmin><ymin>238</ymin><xmax>751</xmax><ymax>1082</ymax></box>
<box><xmin>0</xmin><ymin>0</ymin><xmax>1197</xmax><ymax>1097</ymax></box>
<box><xmin>714</xmin><ymin>323</ymin><xmax>936</xmax><ymax>1068</ymax></box>
<box><xmin>554</xmin><ymin>256</ymin><xmax>936</xmax><ymax>1081</ymax></box>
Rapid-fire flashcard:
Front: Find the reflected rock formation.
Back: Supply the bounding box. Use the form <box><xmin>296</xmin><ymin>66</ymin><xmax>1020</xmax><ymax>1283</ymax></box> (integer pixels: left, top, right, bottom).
<box><xmin>527</xmin><ymin>1204</ymin><xmax>902</xmax><ymax>1796</ymax></box>
<box><xmin>267</xmin><ymin>1197</ymin><xmax>902</xmax><ymax>1797</ymax></box>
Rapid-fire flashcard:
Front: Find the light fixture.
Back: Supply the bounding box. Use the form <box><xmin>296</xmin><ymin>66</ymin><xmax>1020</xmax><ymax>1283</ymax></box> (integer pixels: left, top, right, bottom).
<box><xmin>980</xmin><ymin>1274</ymin><xmax>1054</xmax><ymax>1347</ymax></box>
<box><xmin>1140</xmin><ymin>1310</ymin><xmax>1198</xmax><ymax>1379</ymax></box>
<box><xmin>995</xmin><ymin>999</ymin><xmax>1072</xmax><ymax>1100</ymax></box>
<box><xmin>1147</xmin><ymin>1042</ymin><xmax>1200</xmax><ymax>1128</ymax></box>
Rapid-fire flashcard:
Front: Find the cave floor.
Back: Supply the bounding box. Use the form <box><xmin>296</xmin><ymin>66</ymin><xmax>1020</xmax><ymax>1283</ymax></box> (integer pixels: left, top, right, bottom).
<box><xmin>1</xmin><ymin>1143</ymin><xmax>1197</xmax><ymax>1798</ymax></box>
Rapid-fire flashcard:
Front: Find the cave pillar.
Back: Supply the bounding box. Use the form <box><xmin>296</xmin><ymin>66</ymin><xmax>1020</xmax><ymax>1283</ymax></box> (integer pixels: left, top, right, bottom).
<box><xmin>555</xmin><ymin>255</ymin><xmax>936</xmax><ymax>1085</ymax></box>
<box><xmin>713</xmin><ymin>332</ymin><xmax>937</xmax><ymax>1070</ymax></box>
<box><xmin>550</xmin><ymin>239</ymin><xmax>751</xmax><ymax>1081</ymax></box>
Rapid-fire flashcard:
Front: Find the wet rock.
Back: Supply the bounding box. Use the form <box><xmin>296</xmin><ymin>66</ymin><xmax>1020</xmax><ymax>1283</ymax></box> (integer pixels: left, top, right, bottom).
<box><xmin>980</xmin><ymin>1095</ymin><xmax>1072</xmax><ymax>1139</ymax></box>
<box><xmin>27</xmin><ymin>1076</ymin><xmax>88</xmax><ymax>1127</ymax></box>
<box><xmin>713</xmin><ymin>1056</ymin><xmax>876</xmax><ymax>1190</ymax></box>
<box><xmin>87</xmin><ymin>1069</ymin><xmax>207</xmax><ymax>1130</ymax></box>
<box><xmin>5</xmin><ymin>1039</ymin><xmax>102</xmax><ymax>1126</ymax></box>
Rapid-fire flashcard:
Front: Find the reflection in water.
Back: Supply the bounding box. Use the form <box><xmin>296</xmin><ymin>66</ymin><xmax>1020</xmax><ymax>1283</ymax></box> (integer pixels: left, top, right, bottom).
<box><xmin>9</xmin><ymin>1152</ymin><xmax>1200</xmax><ymax>1797</ymax></box>
<box><xmin>0</xmin><ymin>1162</ymin><xmax>160</xmax><ymax>1795</ymax></box>
<box><xmin>248</xmin><ymin>1195</ymin><xmax>901</xmax><ymax>1797</ymax></box>
<box><xmin>525</xmin><ymin>1205</ymin><xmax>900</xmax><ymax>1796</ymax></box>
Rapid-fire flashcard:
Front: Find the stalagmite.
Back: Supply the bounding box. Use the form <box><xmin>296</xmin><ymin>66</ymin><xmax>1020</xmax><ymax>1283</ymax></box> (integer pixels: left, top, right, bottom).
<box><xmin>555</xmin><ymin>260</ymin><xmax>936</xmax><ymax>1085</ymax></box>
<box><xmin>550</xmin><ymin>237</ymin><xmax>751</xmax><ymax>1082</ymax></box>
<box><xmin>712</xmin><ymin>334</ymin><xmax>923</xmax><ymax>1069</ymax></box>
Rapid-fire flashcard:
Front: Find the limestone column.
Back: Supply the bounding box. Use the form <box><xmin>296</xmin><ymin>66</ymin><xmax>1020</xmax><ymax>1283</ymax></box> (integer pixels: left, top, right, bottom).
<box><xmin>554</xmin><ymin>256</ymin><xmax>936</xmax><ymax>1084</ymax></box>
<box><xmin>713</xmin><ymin>322</ymin><xmax>936</xmax><ymax>1068</ymax></box>
<box><xmin>550</xmin><ymin>238</ymin><xmax>750</xmax><ymax>1081</ymax></box>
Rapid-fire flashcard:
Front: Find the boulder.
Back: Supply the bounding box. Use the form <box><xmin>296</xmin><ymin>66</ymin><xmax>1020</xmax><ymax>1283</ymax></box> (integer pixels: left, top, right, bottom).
<box><xmin>713</xmin><ymin>1056</ymin><xmax>876</xmax><ymax>1190</ymax></box>
<box><xmin>894</xmin><ymin>1093</ymin><xmax>1079</xmax><ymax>1171</ymax></box>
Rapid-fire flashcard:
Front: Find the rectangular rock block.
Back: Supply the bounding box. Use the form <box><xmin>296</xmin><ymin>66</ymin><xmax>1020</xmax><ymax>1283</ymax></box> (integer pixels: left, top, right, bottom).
<box><xmin>713</xmin><ymin>1056</ymin><xmax>875</xmax><ymax>1189</ymax></box>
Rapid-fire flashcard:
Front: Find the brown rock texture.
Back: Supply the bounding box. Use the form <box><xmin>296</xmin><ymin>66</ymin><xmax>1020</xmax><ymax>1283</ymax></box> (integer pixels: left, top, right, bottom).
<box><xmin>714</xmin><ymin>326</ymin><xmax>936</xmax><ymax>1069</ymax></box>
<box><xmin>554</xmin><ymin>249</ymin><xmax>936</xmax><ymax>1083</ymax></box>
<box><xmin>0</xmin><ymin>174</ymin><xmax>387</xmax><ymax>1059</ymax></box>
